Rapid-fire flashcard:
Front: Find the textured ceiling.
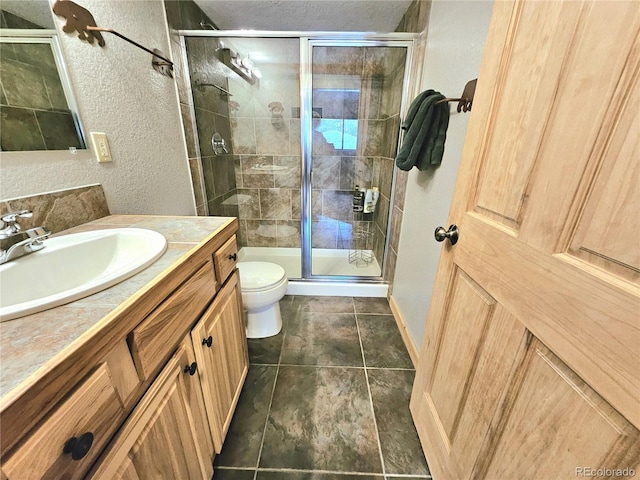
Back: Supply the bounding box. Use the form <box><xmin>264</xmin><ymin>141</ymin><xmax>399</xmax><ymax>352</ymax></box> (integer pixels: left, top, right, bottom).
<box><xmin>193</xmin><ymin>0</ymin><xmax>415</xmax><ymax>32</ymax></box>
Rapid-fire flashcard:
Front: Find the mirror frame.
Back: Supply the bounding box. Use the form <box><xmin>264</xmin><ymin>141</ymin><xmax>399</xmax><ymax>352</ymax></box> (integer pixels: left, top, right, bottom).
<box><xmin>0</xmin><ymin>29</ymin><xmax>87</xmax><ymax>151</ymax></box>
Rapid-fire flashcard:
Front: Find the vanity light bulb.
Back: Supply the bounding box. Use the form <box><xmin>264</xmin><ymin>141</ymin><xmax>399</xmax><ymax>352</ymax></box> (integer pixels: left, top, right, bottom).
<box><xmin>241</xmin><ymin>57</ymin><xmax>254</xmax><ymax>70</ymax></box>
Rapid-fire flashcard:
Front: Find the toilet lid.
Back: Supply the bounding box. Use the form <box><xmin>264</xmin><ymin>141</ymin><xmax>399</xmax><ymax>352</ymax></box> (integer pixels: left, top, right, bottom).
<box><xmin>237</xmin><ymin>262</ymin><xmax>286</xmax><ymax>291</ymax></box>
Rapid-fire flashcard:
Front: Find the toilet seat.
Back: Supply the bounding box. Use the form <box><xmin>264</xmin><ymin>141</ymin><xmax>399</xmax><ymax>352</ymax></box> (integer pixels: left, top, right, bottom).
<box><xmin>237</xmin><ymin>262</ymin><xmax>286</xmax><ymax>292</ymax></box>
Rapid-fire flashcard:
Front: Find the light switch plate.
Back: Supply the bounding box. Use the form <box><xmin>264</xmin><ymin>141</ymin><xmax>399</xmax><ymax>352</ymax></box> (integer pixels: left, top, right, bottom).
<box><xmin>90</xmin><ymin>132</ymin><xmax>112</xmax><ymax>163</ymax></box>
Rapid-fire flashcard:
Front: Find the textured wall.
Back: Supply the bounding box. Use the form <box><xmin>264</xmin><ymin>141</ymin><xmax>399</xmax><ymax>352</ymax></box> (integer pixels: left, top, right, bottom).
<box><xmin>392</xmin><ymin>0</ymin><xmax>494</xmax><ymax>347</ymax></box>
<box><xmin>0</xmin><ymin>0</ymin><xmax>195</xmax><ymax>216</ymax></box>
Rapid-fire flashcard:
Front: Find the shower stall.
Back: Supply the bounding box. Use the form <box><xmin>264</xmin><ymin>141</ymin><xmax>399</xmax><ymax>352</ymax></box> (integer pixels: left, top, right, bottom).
<box><xmin>182</xmin><ymin>32</ymin><xmax>412</xmax><ymax>294</ymax></box>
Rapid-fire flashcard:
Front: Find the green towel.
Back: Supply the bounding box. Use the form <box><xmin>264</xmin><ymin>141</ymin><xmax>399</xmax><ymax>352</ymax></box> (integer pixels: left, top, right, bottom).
<box><xmin>395</xmin><ymin>90</ymin><xmax>449</xmax><ymax>171</ymax></box>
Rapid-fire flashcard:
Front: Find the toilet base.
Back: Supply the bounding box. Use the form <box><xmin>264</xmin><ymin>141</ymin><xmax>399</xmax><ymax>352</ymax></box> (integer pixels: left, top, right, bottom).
<box><xmin>246</xmin><ymin>302</ymin><xmax>283</xmax><ymax>338</ymax></box>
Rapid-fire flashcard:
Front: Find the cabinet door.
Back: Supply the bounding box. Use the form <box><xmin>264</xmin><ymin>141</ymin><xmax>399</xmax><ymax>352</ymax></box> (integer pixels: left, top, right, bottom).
<box><xmin>183</xmin><ymin>335</ymin><xmax>216</xmax><ymax>469</ymax></box>
<box><xmin>92</xmin><ymin>343</ymin><xmax>213</xmax><ymax>480</ymax></box>
<box><xmin>191</xmin><ymin>270</ymin><xmax>248</xmax><ymax>452</ymax></box>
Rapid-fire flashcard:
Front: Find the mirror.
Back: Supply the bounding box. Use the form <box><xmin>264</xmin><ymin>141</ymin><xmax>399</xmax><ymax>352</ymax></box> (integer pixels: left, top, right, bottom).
<box><xmin>1</xmin><ymin>1</ymin><xmax>55</xmax><ymax>30</ymax></box>
<box><xmin>0</xmin><ymin>2</ymin><xmax>87</xmax><ymax>151</ymax></box>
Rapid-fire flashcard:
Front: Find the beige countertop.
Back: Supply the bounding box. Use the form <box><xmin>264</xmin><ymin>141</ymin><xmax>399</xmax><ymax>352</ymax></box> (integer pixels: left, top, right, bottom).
<box><xmin>0</xmin><ymin>215</ymin><xmax>235</xmax><ymax>397</ymax></box>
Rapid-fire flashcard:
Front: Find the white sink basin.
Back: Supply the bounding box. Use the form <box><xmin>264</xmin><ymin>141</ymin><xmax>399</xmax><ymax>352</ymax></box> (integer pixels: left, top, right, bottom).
<box><xmin>0</xmin><ymin>228</ymin><xmax>167</xmax><ymax>322</ymax></box>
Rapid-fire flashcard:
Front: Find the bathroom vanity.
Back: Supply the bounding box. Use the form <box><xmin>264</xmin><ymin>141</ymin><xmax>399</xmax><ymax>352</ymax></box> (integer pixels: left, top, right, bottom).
<box><xmin>0</xmin><ymin>215</ymin><xmax>247</xmax><ymax>479</ymax></box>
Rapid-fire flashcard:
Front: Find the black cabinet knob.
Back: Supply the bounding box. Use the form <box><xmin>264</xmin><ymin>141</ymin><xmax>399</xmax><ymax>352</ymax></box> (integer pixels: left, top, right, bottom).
<box><xmin>184</xmin><ymin>362</ymin><xmax>197</xmax><ymax>376</ymax></box>
<box><xmin>63</xmin><ymin>432</ymin><xmax>94</xmax><ymax>461</ymax></box>
<box><xmin>228</xmin><ymin>253</ymin><xmax>237</xmax><ymax>261</ymax></box>
<box><xmin>202</xmin><ymin>336</ymin><xmax>213</xmax><ymax>348</ymax></box>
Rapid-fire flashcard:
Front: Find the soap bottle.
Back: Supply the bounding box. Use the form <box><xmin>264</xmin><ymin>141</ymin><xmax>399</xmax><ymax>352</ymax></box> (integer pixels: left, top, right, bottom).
<box><xmin>367</xmin><ymin>187</ymin><xmax>379</xmax><ymax>213</ymax></box>
<box><xmin>353</xmin><ymin>185</ymin><xmax>364</xmax><ymax>212</ymax></box>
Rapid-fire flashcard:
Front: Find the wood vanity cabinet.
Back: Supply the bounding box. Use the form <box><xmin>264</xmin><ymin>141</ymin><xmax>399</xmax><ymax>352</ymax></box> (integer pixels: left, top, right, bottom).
<box><xmin>94</xmin><ymin>270</ymin><xmax>247</xmax><ymax>479</ymax></box>
<box><xmin>191</xmin><ymin>270</ymin><xmax>248</xmax><ymax>451</ymax></box>
<box><xmin>0</xmin><ymin>223</ymin><xmax>247</xmax><ymax>480</ymax></box>
<box><xmin>91</xmin><ymin>340</ymin><xmax>214</xmax><ymax>479</ymax></box>
<box><xmin>93</xmin><ymin>249</ymin><xmax>247</xmax><ymax>479</ymax></box>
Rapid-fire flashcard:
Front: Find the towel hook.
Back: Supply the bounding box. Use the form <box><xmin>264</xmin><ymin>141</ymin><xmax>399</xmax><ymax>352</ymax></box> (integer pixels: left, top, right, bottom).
<box><xmin>52</xmin><ymin>0</ymin><xmax>174</xmax><ymax>77</ymax></box>
<box><xmin>435</xmin><ymin>79</ymin><xmax>477</xmax><ymax>112</ymax></box>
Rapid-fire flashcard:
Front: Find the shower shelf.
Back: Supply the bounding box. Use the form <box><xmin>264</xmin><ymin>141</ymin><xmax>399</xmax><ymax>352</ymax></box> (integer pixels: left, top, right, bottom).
<box><xmin>339</xmin><ymin>222</ymin><xmax>374</xmax><ymax>268</ymax></box>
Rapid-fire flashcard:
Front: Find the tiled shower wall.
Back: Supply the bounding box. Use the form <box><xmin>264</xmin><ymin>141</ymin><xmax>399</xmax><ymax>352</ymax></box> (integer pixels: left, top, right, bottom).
<box><xmin>166</xmin><ymin>0</ymin><xmax>239</xmax><ymax>219</ymax></box>
<box><xmin>311</xmin><ymin>47</ymin><xmax>406</xmax><ymax>271</ymax></box>
<box><xmin>166</xmin><ymin>0</ymin><xmax>425</xmax><ymax>287</ymax></box>
<box><xmin>382</xmin><ymin>0</ymin><xmax>432</xmax><ymax>289</ymax></box>
<box><xmin>186</xmin><ymin>37</ymin><xmax>239</xmax><ymax>218</ymax></box>
<box><xmin>230</xmin><ymin>44</ymin><xmax>406</xmax><ymax>273</ymax></box>
<box><xmin>164</xmin><ymin>0</ymin><xmax>213</xmax><ymax>216</ymax></box>
<box><xmin>227</xmin><ymin>38</ymin><xmax>301</xmax><ymax>248</ymax></box>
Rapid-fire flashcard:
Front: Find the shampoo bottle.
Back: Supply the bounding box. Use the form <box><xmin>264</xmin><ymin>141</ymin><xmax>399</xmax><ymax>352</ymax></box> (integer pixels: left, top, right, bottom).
<box><xmin>363</xmin><ymin>189</ymin><xmax>373</xmax><ymax>213</ymax></box>
<box><xmin>367</xmin><ymin>187</ymin><xmax>379</xmax><ymax>213</ymax></box>
<box><xmin>353</xmin><ymin>185</ymin><xmax>364</xmax><ymax>212</ymax></box>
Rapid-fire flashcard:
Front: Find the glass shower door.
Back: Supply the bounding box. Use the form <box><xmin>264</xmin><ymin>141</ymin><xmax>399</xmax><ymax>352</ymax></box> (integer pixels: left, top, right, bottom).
<box><xmin>303</xmin><ymin>43</ymin><xmax>408</xmax><ymax>278</ymax></box>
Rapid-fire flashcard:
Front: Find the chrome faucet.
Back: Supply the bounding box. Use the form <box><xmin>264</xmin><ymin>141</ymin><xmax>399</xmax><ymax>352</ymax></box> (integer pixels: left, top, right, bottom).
<box><xmin>0</xmin><ymin>210</ymin><xmax>51</xmax><ymax>265</ymax></box>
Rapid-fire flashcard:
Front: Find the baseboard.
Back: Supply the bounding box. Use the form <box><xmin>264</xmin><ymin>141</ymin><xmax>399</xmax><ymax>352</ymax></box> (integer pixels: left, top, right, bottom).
<box><xmin>389</xmin><ymin>295</ymin><xmax>419</xmax><ymax>368</ymax></box>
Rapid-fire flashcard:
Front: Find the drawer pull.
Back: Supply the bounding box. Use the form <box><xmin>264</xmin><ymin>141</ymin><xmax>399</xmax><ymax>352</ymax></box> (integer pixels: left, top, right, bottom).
<box><xmin>202</xmin><ymin>336</ymin><xmax>213</xmax><ymax>348</ymax></box>
<box><xmin>184</xmin><ymin>362</ymin><xmax>198</xmax><ymax>376</ymax></box>
<box><xmin>228</xmin><ymin>253</ymin><xmax>237</xmax><ymax>261</ymax></box>
<box><xmin>63</xmin><ymin>432</ymin><xmax>94</xmax><ymax>461</ymax></box>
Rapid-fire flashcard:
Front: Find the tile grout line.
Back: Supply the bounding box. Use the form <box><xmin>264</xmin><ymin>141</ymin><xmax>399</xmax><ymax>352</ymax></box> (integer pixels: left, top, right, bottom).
<box><xmin>250</xmin><ymin>363</ymin><xmax>414</xmax><ymax>372</ymax></box>
<box><xmin>215</xmin><ymin>465</ymin><xmax>431</xmax><ymax>478</ymax></box>
<box><xmin>355</xmin><ymin>308</ymin><xmax>387</xmax><ymax>477</ymax></box>
<box><xmin>251</xmin><ymin>296</ymin><xmax>290</xmax><ymax>480</ymax></box>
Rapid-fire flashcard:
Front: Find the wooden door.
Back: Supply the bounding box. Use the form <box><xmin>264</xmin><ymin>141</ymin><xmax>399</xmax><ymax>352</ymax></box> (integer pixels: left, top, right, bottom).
<box><xmin>191</xmin><ymin>270</ymin><xmax>249</xmax><ymax>452</ymax></box>
<box><xmin>92</xmin><ymin>343</ymin><xmax>213</xmax><ymax>480</ymax></box>
<box><xmin>409</xmin><ymin>1</ymin><xmax>640</xmax><ymax>479</ymax></box>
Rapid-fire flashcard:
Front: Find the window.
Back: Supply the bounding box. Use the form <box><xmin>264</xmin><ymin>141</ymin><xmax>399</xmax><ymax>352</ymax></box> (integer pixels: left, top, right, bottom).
<box><xmin>312</xmin><ymin>88</ymin><xmax>359</xmax><ymax>152</ymax></box>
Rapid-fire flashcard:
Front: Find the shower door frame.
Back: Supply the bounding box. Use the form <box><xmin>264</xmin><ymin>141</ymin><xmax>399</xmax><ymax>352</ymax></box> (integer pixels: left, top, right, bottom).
<box><xmin>300</xmin><ymin>37</ymin><xmax>414</xmax><ymax>282</ymax></box>
<box><xmin>178</xmin><ymin>30</ymin><xmax>416</xmax><ymax>283</ymax></box>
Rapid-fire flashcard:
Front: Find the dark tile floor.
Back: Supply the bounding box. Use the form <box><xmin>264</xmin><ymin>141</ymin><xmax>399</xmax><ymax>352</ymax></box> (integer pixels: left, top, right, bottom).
<box><xmin>214</xmin><ymin>296</ymin><xmax>430</xmax><ymax>480</ymax></box>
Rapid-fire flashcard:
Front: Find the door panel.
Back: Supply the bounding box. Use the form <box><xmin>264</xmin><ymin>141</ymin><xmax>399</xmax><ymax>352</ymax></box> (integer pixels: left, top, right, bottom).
<box><xmin>568</xmin><ymin>81</ymin><xmax>640</xmax><ymax>281</ymax></box>
<box><xmin>410</xmin><ymin>1</ymin><xmax>640</xmax><ymax>478</ymax></box>
<box><xmin>477</xmin><ymin>341</ymin><xmax>640</xmax><ymax>479</ymax></box>
<box><xmin>474</xmin><ymin>0</ymin><xmax>575</xmax><ymax>229</ymax></box>
<box><xmin>516</xmin><ymin>1</ymin><xmax>640</xmax><ymax>251</ymax></box>
<box><xmin>428</xmin><ymin>270</ymin><xmax>496</xmax><ymax>440</ymax></box>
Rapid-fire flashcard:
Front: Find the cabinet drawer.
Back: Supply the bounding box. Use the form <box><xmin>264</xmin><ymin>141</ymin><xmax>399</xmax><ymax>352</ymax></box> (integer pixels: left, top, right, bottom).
<box><xmin>214</xmin><ymin>235</ymin><xmax>238</xmax><ymax>285</ymax></box>
<box><xmin>129</xmin><ymin>260</ymin><xmax>217</xmax><ymax>380</ymax></box>
<box><xmin>3</xmin><ymin>364</ymin><xmax>124</xmax><ymax>480</ymax></box>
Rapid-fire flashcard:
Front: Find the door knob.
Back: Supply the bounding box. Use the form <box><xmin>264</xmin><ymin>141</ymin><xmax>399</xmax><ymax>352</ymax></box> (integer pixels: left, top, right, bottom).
<box><xmin>434</xmin><ymin>224</ymin><xmax>459</xmax><ymax>245</ymax></box>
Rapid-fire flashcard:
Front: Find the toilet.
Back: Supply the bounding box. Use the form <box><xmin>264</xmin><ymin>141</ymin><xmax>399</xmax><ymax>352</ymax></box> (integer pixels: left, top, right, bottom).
<box><xmin>237</xmin><ymin>261</ymin><xmax>288</xmax><ymax>338</ymax></box>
